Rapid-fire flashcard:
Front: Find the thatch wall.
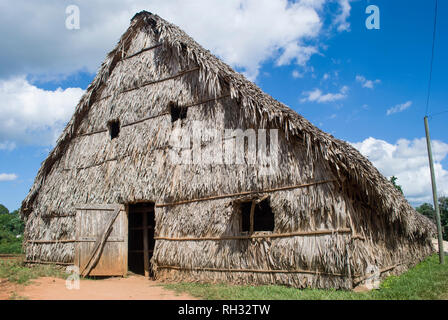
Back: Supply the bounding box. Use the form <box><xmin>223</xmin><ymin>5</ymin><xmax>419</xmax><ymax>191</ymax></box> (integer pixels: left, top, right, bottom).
<box><xmin>21</xmin><ymin>11</ymin><xmax>434</xmax><ymax>289</ymax></box>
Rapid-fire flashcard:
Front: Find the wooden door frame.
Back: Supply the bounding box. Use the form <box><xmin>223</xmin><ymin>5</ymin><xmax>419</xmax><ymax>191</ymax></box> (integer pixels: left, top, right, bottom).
<box><xmin>126</xmin><ymin>202</ymin><xmax>156</xmax><ymax>278</ymax></box>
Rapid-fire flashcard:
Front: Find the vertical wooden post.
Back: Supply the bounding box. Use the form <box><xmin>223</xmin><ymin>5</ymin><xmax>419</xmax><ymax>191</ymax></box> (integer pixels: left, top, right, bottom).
<box><xmin>249</xmin><ymin>200</ymin><xmax>256</xmax><ymax>234</ymax></box>
<box><xmin>424</xmin><ymin>116</ymin><xmax>445</xmax><ymax>264</ymax></box>
<box><xmin>143</xmin><ymin>211</ymin><xmax>150</xmax><ymax>277</ymax></box>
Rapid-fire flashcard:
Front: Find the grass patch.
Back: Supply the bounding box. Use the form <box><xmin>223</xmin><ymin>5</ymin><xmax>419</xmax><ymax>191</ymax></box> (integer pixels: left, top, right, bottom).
<box><xmin>0</xmin><ymin>257</ymin><xmax>66</xmax><ymax>285</ymax></box>
<box><xmin>163</xmin><ymin>254</ymin><xmax>448</xmax><ymax>300</ymax></box>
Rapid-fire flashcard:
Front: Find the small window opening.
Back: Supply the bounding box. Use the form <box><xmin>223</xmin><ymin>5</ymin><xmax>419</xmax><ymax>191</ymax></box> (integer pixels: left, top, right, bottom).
<box><xmin>170</xmin><ymin>101</ymin><xmax>187</xmax><ymax>122</ymax></box>
<box><xmin>241</xmin><ymin>198</ymin><xmax>274</xmax><ymax>233</ymax></box>
<box><xmin>108</xmin><ymin>120</ymin><xmax>120</xmax><ymax>139</ymax></box>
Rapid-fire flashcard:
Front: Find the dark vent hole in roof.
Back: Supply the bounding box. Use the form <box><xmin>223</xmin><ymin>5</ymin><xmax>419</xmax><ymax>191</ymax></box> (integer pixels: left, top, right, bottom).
<box><xmin>108</xmin><ymin>120</ymin><xmax>120</xmax><ymax>139</ymax></box>
<box><xmin>170</xmin><ymin>102</ymin><xmax>187</xmax><ymax>122</ymax></box>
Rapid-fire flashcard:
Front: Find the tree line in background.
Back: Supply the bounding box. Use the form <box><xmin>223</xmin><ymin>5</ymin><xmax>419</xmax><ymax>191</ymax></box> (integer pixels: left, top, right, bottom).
<box><xmin>0</xmin><ymin>204</ymin><xmax>24</xmax><ymax>254</ymax></box>
<box><xmin>416</xmin><ymin>198</ymin><xmax>448</xmax><ymax>241</ymax></box>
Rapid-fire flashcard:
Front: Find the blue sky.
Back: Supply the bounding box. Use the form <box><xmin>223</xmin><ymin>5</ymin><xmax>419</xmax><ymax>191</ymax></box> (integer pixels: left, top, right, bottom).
<box><xmin>0</xmin><ymin>0</ymin><xmax>447</xmax><ymax>211</ymax></box>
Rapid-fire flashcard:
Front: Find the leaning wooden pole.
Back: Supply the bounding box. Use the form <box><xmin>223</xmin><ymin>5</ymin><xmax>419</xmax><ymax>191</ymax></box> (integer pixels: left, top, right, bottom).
<box><xmin>424</xmin><ymin>116</ymin><xmax>445</xmax><ymax>264</ymax></box>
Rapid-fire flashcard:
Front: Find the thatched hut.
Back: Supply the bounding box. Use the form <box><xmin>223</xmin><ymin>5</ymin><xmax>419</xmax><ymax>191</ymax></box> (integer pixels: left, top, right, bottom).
<box><xmin>20</xmin><ymin>11</ymin><xmax>434</xmax><ymax>289</ymax></box>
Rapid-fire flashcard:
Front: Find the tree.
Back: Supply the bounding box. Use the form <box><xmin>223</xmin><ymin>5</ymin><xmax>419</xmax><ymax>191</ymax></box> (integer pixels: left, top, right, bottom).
<box><xmin>389</xmin><ymin>176</ymin><xmax>404</xmax><ymax>194</ymax></box>
<box><xmin>0</xmin><ymin>204</ymin><xmax>24</xmax><ymax>254</ymax></box>
<box><xmin>416</xmin><ymin>203</ymin><xmax>435</xmax><ymax>221</ymax></box>
<box><xmin>416</xmin><ymin>197</ymin><xmax>448</xmax><ymax>241</ymax></box>
<box><xmin>439</xmin><ymin>197</ymin><xmax>448</xmax><ymax>240</ymax></box>
<box><xmin>0</xmin><ymin>204</ymin><xmax>9</xmax><ymax>215</ymax></box>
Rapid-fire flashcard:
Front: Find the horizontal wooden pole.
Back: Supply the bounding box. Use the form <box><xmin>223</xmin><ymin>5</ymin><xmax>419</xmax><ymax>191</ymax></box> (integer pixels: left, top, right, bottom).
<box><xmin>77</xmin><ymin>94</ymin><xmax>230</xmax><ymax>138</ymax></box>
<box><xmin>157</xmin><ymin>265</ymin><xmax>349</xmax><ymax>277</ymax></box>
<box><xmin>96</xmin><ymin>67</ymin><xmax>200</xmax><ymax>104</ymax></box>
<box><xmin>26</xmin><ymin>238</ymin><xmax>124</xmax><ymax>244</ymax></box>
<box><xmin>75</xmin><ymin>204</ymin><xmax>124</xmax><ymax>211</ymax></box>
<box><xmin>121</xmin><ymin>112</ymin><xmax>169</xmax><ymax>128</ymax></box>
<box><xmin>154</xmin><ymin>228</ymin><xmax>351</xmax><ymax>241</ymax></box>
<box><xmin>156</xmin><ymin>179</ymin><xmax>337</xmax><ymax>207</ymax></box>
<box><xmin>121</xmin><ymin>43</ymin><xmax>163</xmax><ymax>61</ymax></box>
<box><xmin>26</xmin><ymin>229</ymin><xmax>349</xmax><ymax>244</ymax></box>
<box><xmin>24</xmin><ymin>260</ymin><xmax>73</xmax><ymax>266</ymax></box>
<box><xmin>26</xmin><ymin>239</ymin><xmax>76</xmax><ymax>244</ymax></box>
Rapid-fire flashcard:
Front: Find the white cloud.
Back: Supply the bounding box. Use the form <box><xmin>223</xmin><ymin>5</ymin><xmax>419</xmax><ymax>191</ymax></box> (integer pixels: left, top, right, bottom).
<box><xmin>276</xmin><ymin>44</ymin><xmax>318</xmax><ymax>68</ymax></box>
<box><xmin>0</xmin><ymin>77</ymin><xmax>84</xmax><ymax>146</ymax></box>
<box><xmin>0</xmin><ymin>173</ymin><xmax>18</xmax><ymax>181</ymax></box>
<box><xmin>0</xmin><ymin>0</ymin><xmax>351</xmax><ymax>81</ymax></box>
<box><xmin>0</xmin><ymin>141</ymin><xmax>16</xmax><ymax>151</ymax></box>
<box><xmin>334</xmin><ymin>0</ymin><xmax>352</xmax><ymax>32</ymax></box>
<box><xmin>301</xmin><ymin>85</ymin><xmax>348</xmax><ymax>103</ymax></box>
<box><xmin>356</xmin><ymin>75</ymin><xmax>381</xmax><ymax>89</ymax></box>
<box><xmin>351</xmin><ymin>137</ymin><xmax>448</xmax><ymax>204</ymax></box>
<box><xmin>292</xmin><ymin>70</ymin><xmax>304</xmax><ymax>79</ymax></box>
<box><xmin>386</xmin><ymin>101</ymin><xmax>412</xmax><ymax>115</ymax></box>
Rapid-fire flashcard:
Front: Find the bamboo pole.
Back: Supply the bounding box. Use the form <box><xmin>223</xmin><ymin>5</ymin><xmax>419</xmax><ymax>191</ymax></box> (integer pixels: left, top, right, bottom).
<box><xmin>24</xmin><ymin>260</ymin><xmax>72</xmax><ymax>266</ymax></box>
<box><xmin>26</xmin><ymin>239</ymin><xmax>76</xmax><ymax>244</ymax></box>
<box><xmin>157</xmin><ymin>265</ymin><xmax>348</xmax><ymax>277</ymax></box>
<box><xmin>154</xmin><ymin>228</ymin><xmax>352</xmax><ymax>241</ymax></box>
<box><xmin>156</xmin><ymin>179</ymin><xmax>336</xmax><ymax>207</ymax></box>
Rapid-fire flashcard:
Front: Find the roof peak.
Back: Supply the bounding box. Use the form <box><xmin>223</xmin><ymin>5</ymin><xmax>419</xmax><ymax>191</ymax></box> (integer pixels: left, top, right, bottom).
<box><xmin>131</xmin><ymin>10</ymin><xmax>154</xmax><ymax>22</ymax></box>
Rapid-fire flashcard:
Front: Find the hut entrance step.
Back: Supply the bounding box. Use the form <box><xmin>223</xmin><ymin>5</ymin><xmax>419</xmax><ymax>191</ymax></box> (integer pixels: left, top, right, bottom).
<box><xmin>128</xmin><ymin>202</ymin><xmax>156</xmax><ymax>278</ymax></box>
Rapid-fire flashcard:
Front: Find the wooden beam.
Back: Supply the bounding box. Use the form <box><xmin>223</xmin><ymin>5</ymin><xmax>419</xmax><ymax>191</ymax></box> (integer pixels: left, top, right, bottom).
<box><xmin>24</xmin><ymin>260</ymin><xmax>72</xmax><ymax>266</ymax></box>
<box><xmin>157</xmin><ymin>265</ymin><xmax>348</xmax><ymax>277</ymax></box>
<box><xmin>75</xmin><ymin>204</ymin><xmax>124</xmax><ymax>211</ymax></box>
<box><xmin>154</xmin><ymin>228</ymin><xmax>352</xmax><ymax>241</ymax></box>
<box><xmin>249</xmin><ymin>200</ymin><xmax>256</xmax><ymax>235</ymax></box>
<box><xmin>156</xmin><ymin>179</ymin><xmax>336</xmax><ymax>207</ymax></box>
<box><xmin>121</xmin><ymin>43</ymin><xmax>163</xmax><ymax>61</ymax></box>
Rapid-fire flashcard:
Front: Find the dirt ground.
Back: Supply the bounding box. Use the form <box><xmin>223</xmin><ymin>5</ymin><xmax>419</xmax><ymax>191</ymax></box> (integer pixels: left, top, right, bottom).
<box><xmin>0</xmin><ymin>276</ymin><xmax>197</xmax><ymax>300</ymax></box>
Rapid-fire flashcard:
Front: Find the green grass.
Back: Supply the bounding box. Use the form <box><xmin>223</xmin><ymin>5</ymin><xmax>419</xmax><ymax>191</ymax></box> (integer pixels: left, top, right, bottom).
<box><xmin>0</xmin><ymin>257</ymin><xmax>65</xmax><ymax>285</ymax></box>
<box><xmin>163</xmin><ymin>254</ymin><xmax>448</xmax><ymax>300</ymax></box>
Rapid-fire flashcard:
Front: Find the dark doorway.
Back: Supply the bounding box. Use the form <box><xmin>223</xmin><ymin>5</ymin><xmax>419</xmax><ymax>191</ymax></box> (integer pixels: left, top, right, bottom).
<box><xmin>128</xmin><ymin>202</ymin><xmax>155</xmax><ymax>277</ymax></box>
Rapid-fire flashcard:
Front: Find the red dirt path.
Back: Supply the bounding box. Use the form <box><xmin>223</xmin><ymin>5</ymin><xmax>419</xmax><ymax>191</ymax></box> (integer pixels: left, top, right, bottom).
<box><xmin>0</xmin><ymin>275</ymin><xmax>196</xmax><ymax>300</ymax></box>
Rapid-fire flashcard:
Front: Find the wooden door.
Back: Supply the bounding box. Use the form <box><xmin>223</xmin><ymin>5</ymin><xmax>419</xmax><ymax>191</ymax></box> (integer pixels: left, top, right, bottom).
<box><xmin>75</xmin><ymin>204</ymin><xmax>127</xmax><ymax>276</ymax></box>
